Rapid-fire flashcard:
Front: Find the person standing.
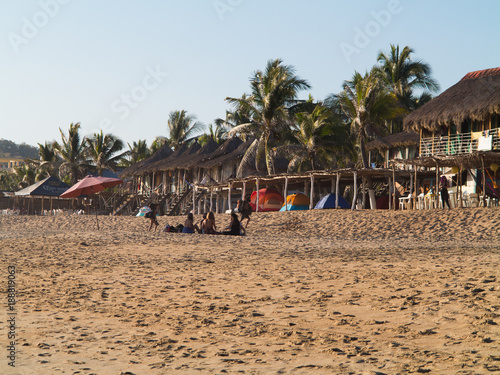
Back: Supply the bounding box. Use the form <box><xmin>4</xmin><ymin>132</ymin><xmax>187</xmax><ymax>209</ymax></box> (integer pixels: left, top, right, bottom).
<box><xmin>237</xmin><ymin>197</ymin><xmax>252</xmax><ymax>228</ymax></box>
<box><xmin>440</xmin><ymin>176</ymin><xmax>451</xmax><ymax>209</ymax></box>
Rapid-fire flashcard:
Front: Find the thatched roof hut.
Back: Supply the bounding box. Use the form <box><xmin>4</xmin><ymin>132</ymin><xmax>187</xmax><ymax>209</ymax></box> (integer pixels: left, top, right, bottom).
<box><xmin>182</xmin><ymin>138</ymin><xmax>221</xmax><ymax>169</ymax></box>
<box><xmin>404</xmin><ymin>67</ymin><xmax>500</xmax><ymax>132</ymax></box>
<box><xmin>120</xmin><ymin>142</ymin><xmax>173</xmax><ymax>178</ymax></box>
<box><xmin>365</xmin><ymin>131</ymin><xmax>420</xmax><ymax>152</ymax></box>
<box><xmin>197</xmin><ymin>137</ymin><xmax>244</xmax><ymax>168</ymax></box>
<box><xmin>142</xmin><ymin>143</ymin><xmax>193</xmax><ymax>173</ymax></box>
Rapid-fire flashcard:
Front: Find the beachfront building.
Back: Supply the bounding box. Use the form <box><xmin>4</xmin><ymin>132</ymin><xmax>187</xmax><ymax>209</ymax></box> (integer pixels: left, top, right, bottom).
<box><xmin>365</xmin><ymin>131</ymin><xmax>420</xmax><ymax>170</ymax></box>
<box><xmin>403</xmin><ymin>67</ymin><xmax>500</xmax><ymax>207</ymax></box>
<box><xmin>0</xmin><ymin>156</ymin><xmax>25</xmax><ymax>172</ymax></box>
<box><xmin>118</xmin><ymin>137</ymin><xmax>258</xmax><ymax>215</ymax></box>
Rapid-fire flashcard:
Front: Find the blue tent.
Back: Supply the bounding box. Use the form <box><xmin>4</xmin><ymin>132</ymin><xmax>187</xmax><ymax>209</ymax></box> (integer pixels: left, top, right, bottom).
<box><xmin>314</xmin><ymin>193</ymin><xmax>350</xmax><ymax>209</ymax></box>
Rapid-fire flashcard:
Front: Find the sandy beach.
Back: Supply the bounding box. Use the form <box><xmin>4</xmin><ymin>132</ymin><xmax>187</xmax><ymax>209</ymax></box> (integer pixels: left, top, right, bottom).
<box><xmin>1</xmin><ymin>208</ymin><xmax>499</xmax><ymax>374</ymax></box>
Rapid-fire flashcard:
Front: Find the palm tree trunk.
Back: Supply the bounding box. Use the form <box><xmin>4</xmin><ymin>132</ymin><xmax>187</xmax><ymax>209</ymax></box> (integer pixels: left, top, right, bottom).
<box><xmin>264</xmin><ymin>132</ymin><xmax>275</xmax><ymax>175</ymax></box>
<box><xmin>360</xmin><ymin>135</ymin><xmax>377</xmax><ymax>209</ymax></box>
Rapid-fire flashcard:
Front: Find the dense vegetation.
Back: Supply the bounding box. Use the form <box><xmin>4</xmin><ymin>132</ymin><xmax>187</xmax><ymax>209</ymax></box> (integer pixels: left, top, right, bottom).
<box><xmin>0</xmin><ymin>44</ymin><xmax>438</xmax><ymax>191</ymax></box>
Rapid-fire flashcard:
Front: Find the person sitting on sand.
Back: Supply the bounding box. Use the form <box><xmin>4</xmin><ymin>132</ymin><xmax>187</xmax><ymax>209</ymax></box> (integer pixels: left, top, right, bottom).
<box><xmin>199</xmin><ymin>213</ymin><xmax>207</xmax><ymax>233</ymax></box>
<box><xmin>182</xmin><ymin>213</ymin><xmax>200</xmax><ymax>233</ymax></box>
<box><xmin>146</xmin><ymin>203</ymin><xmax>159</xmax><ymax>231</ymax></box>
<box><xmin>237</xmin><ymin>197</ymin><xmax>252</xmax><ymax>228</ymax></box>
<box><xmin>222</xmin><ymin>212</ymin><xmax>245</xmax><ymax>236</ymax></box>
<box><xmin>204</xmin><ymin>212</ymin><xmax>217</xmax><ymax>234</ymax></box>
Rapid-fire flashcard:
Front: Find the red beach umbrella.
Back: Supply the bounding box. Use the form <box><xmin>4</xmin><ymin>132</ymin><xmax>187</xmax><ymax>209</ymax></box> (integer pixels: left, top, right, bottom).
<box><xmin>60</xmin><ymin>175</ymin><xmax>123</xmax><ymax>198</ymax></box>
<box><xmin>60</xmin><ymin>175</ymin><xmax>123</xmax><ymax>229</ymax></box>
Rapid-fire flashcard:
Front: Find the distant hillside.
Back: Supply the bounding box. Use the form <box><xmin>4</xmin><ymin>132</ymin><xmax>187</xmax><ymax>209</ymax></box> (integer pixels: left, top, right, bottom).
<box><xmin>0</xmin><ymin>139</ymin><xmax>38</xmax><ymax>159</ymax></box>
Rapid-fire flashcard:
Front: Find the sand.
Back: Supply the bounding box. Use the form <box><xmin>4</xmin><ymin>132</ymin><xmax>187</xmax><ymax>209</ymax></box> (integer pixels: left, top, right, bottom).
<box><xmin>1</xmin><ymin>207</ymin><xmax>499</xmax><ymax>374</ymax></box>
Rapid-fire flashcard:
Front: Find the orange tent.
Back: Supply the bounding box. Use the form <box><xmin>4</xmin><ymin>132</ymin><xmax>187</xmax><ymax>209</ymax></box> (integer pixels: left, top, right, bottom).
<box><xmin>250</xmin><ymin>187</ymin><xmax>284</xmax><ymax>212</ymax></box>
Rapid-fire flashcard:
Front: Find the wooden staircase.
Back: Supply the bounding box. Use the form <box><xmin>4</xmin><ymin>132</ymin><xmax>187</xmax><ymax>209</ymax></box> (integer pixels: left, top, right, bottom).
<box><xmin>166</xmin><ymin>187</ymin><xmax>192</xmax><ymax>216</ymax></box>
<box><xmin>180</xmin><ymin>189</ymin><xmax>205</xmax><ymax>215</ymax></box>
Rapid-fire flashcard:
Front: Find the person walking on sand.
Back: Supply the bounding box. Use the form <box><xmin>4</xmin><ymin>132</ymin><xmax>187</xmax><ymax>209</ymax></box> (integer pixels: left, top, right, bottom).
<box><xmin>237</xmin><ymin>197</ymin><xmax>252</xmax><ymax>228</ymax></box>
<box><xmin>146</xmin><ymin>203</ymin><xmax>159</xmax><ymax>231</ymax></box>
<box><xmin>440</xmin><ymin>176</ymin><xmax>451</xmax><ymax>209</ymax></box>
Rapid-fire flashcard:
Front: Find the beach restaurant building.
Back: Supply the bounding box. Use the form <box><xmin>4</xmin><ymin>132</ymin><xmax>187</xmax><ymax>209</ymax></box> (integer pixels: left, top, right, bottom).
<box><xmin>401</xmin><ymin>67</ymin><xmax>500</xmax><ymax>207</ymax></box>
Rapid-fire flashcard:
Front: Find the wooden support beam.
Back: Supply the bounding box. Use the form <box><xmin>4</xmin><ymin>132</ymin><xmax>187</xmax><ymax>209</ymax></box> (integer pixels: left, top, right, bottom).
<box><xmin>336</xmin><ymin>173</ymin><xmax>340</xmax><ymax>209</ymax></box>
<box><xmin>351</xmin><ymin>171</ymin><xmax>357</xmax><ymax>210</ymax></box>
<box><xmin>256</xmin><ymin>179</ymin><xmax>260</xmax><ymax>212</ymax></box>
<box><xmin>309</xmin><ymin>174</ymin><xmax>314</xmax><ymax>209</ymax></box>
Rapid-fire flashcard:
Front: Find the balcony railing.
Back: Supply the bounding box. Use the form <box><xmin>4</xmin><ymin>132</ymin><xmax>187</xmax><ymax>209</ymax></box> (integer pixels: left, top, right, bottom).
<box><xmin>420</xmin><ymin>130</ymin><xmax>500</xmax><ymax>157</ymax></box>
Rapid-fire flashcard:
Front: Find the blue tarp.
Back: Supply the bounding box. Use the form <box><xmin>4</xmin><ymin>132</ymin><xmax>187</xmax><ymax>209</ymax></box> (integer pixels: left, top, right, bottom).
<box><xmin>14</xmin><ymin>176</ymin><xmax>70</xmax><ymax>197</ymax></box>
<box><xmin>279</xmin><ymin>204</ymin><xmax>309</xmax><ymax>211</ymax></box>
<box><xmin>314</xmin><ymin>193</ymin><xmax>350</xmax><ymax>209</ymax></box>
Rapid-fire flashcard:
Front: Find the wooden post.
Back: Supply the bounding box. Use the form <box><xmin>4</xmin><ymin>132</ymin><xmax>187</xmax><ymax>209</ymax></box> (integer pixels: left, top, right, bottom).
<box><xmin>392</xmin><ymin>166</ymin><xmax>396</xmax><ymax>210</ymax></box>
<box><xmin>435</xmin><ymin>162</ymin><xmax>439</xmax><ymax>209</ymax></box>
<box><xmin>414</xmin><ymin>168</ymin><xmax>418</xmax><ymax>209</ymax></box>
<box><xmin>336</xmin><ymin>173</ymin><xmax>340</xmax><ymax>209</ymax></box>
<box><xmin>481</xmin><ymin>156</ymin><xmax>487</xmax><ymax>206</ymax></box>
<box><xmin>242</xmin><ymin>181</ymin><xmax>246</xmax><ymax>200</ymax></box>
<box><xmin>309</xmin><ymin>174</ymin><xmax>314</xmax><ymax>209</ymax></box>
<box><xmin>193</xmin><ymin>185</ymin><xmax>196</xmax><ymax>214</ymax></box>
<box><xmin>216</xmin><ymin>188</ymin><xmax>220</xmax><ymax>214</ymax></box>
<box><xmin>284</xmin><ymin>176</ymin><xmax>288</xmax><ymax>211</ymax></box>
<box><xmin>256</xmin><ymin>179</ymin><xmax>260</xmax><ymax>212</ymax></box>
<box><xmin>409</xmin><ymin>172</ymin><xmax>413</xmax><ymax>209</ymax></box>
<box><xmin>228</xmin><ymin>183</ymin><xmax>232</xmax><ymax>212</ymax></box>
<box><xmin>209</xmin><ymin>189</ymin><xmax>213</xmax><ymax>212</ymax></box>
<box><xmin>351</xmin><ymin>171</ymin><xmax>357</xmax><ymax>210</ymax></box>
<box><xmin>388</xmin><ymin>177</ymin><xmax>392</xmax><ymax>210</ymax></box>
<box><xmin>361</xmin><ymin>178</ymin><xmax>366</xmax><ymax>209</ymax></box>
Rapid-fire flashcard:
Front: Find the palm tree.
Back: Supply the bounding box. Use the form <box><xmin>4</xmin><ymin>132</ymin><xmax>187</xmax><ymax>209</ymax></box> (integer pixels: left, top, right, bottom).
<box><xmin>278</xmin><ymin>104</ymin><xmax>352</xmax><ymax>172</ymax></box>
<box><xmin>198</xmin><ymin>123</ymin><xmax>228</xmax><ymax>146</ymax></box>
<box><xmin>53</xmin><ymin>123</ymin><xmax>87</xmax><ymax>184</ymax></box>
<box><xmin>149</xmin><ymin>136</ymin><xmax>167</xmax><ymax>155</ymax></box>
<box><xmin>85</xmin><ymin>130</ymin><xmax>128</xmax><ymax>176</ymax></box>
<box><xmin>122</xmin><ymin>139</ymin><xmax>151</xmax><ymax>167</ymax></box>
<box><xmin>0</xmin><ymin>171</ymin><xmax>20</xmax><ymax>191</ymax></box>
<box><xmin>376</xmin><ymin>44</ymin><xmax>440</xmax><ymax>115</ymax></box>
<box><xmin>167</xmin><ymin>110</ymin><xmax>204</xmax><ymax>150</ymax></box>
<box><xmin>330</xmin><ymin>70</ymin><xmax>403</xmax><ymax>208</ymax></box>
<box><xmin>14</xmin><ymin>163</ymin><xmax>37</xmax><ymax>188</ymax></box>
<box><xmin>331</xmin><ymin>70</ymin><xmax>402</xmax><ymax>168</ymax></box>
<box><xmin>35</xmin><ymin>141</ymin><xmax>58</xmax><ymax>180</ymax></box>
<box><xmin>226</xmin><ymin>58</ymin><xmax>311</xmax><ymax>175</ymax></box>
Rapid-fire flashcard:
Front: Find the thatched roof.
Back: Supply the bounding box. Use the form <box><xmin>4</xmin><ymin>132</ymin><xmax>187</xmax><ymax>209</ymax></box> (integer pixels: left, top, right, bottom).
<box><xmin>197</xmin><ymin>137</ymin><xmax>244</xmax><ymax>168</ymax></box>
<box><xmin>142</xmin><ymin>143</ymin><xmax>192</xmax><ymax>173</ymax></box>
<box><xmin>404</xmin><ymin>67</ymin><xmax>500</xmax><ymax>132</ymax></box>
<box><xmin>366</xmin><ymin>131</ymin><xmax>420</xmax><ymax>151</ymax></box>
<box><xmin>120</xmin><ymin>142</ymin><xmax>173</xmax><ymax>178</ymax></box>
<box><xmin>183</xmin><ymin>138</ymin><xmax>220</xmax><ymax>168</ymax></box>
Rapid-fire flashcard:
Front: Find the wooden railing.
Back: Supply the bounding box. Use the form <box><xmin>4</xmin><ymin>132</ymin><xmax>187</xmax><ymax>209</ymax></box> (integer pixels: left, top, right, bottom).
<box><xmin>420</xmin><ymin>130</ymin><xmax>500</xmax><ymax>157</ymax></box>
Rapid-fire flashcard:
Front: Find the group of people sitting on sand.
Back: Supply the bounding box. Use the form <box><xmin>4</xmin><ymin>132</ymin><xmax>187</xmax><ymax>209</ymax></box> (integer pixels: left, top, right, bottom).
<box><xmin>145</xmin><ymin>197</ymin><xmax>252</xmax><ymax>236</ymax></box>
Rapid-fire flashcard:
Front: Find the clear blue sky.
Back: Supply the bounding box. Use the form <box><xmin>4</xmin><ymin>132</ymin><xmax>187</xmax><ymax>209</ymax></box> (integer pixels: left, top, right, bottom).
<box><xmin>1</xmin><ymin>0</ymin><xmax>499</xmax><ymax>148</ymax></box>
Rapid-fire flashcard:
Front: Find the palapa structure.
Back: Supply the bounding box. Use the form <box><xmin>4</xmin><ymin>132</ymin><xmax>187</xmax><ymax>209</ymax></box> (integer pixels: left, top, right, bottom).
<box><xmin>401</xmin><ymin>67</ymin><xmax>500</xmax><ymax>206</ymax></box>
